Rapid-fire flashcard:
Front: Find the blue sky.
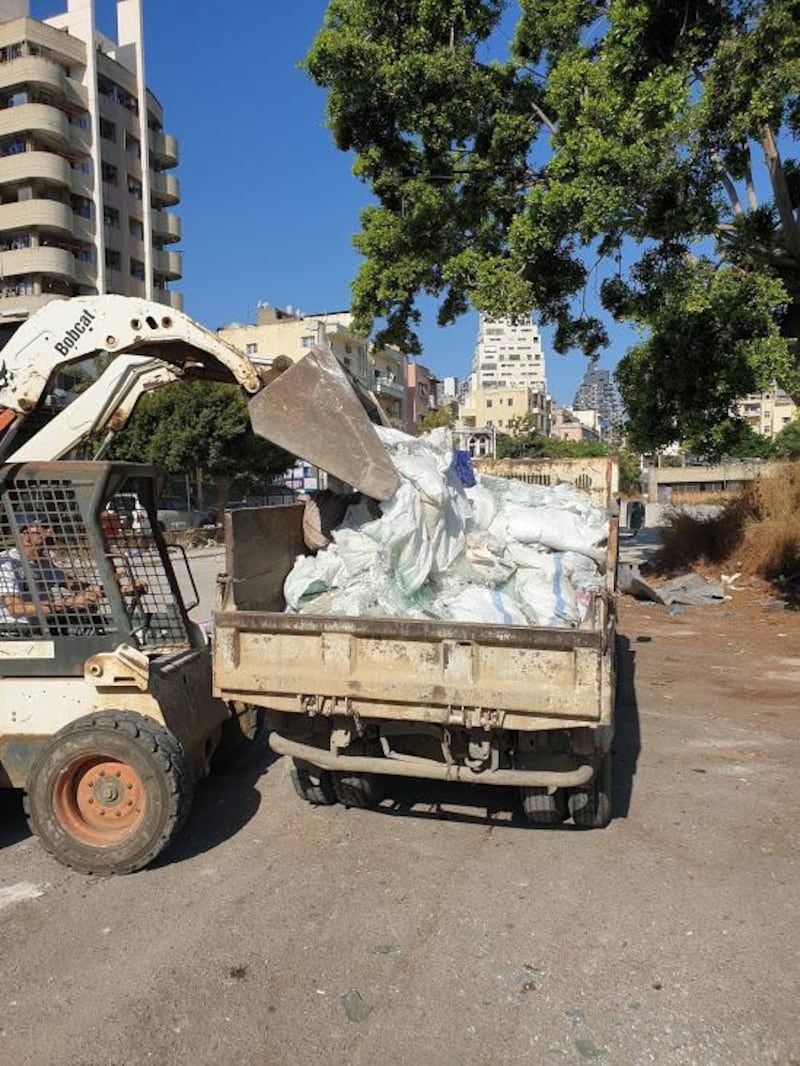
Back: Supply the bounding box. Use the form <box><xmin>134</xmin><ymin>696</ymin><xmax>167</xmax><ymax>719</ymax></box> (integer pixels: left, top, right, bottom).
<box><xmin>33</xmin><ymin>0</ymin><xmax>635</xmax><ymax>406</ymax></box>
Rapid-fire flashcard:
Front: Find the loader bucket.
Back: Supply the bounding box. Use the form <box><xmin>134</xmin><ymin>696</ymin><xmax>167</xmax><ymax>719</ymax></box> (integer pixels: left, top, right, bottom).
<box><xmin>247</xmin><ymin>345</ymin><xmax>400</xmax><ymax>501</ymax></box>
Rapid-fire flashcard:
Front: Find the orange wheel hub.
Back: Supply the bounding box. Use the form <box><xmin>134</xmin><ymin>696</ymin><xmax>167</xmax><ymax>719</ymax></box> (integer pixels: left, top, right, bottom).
<box><xmin>53</xmin><ymin>756</ymin><xmax>146</xmax><ymax>846</ymax></box>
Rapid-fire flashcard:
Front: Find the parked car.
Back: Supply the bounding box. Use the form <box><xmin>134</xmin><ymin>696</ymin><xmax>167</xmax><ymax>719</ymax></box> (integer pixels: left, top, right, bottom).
<box><xmin>156</xmin><ymin>496</ymin><xmax>217</xmax><ymax>532</ymax></box>
<box><xmin>105</xmin><ymin>492</ymin><xmax>147</xmax><ymax>532</ymax></box>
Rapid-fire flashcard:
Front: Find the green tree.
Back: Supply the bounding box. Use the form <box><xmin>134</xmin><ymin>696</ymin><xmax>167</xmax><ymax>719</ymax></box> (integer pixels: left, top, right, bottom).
<box><xmin>685</xmin><ymin>418</ymin><xmax>775</xmax><ymax>460</ymax></box>
<box><xmin>108</xmin><ymin>382</ymin><xmax>294</xmax><ymax>508</ymax></box>
<box><xmin>773</xmin><ymin>418</ymin><xmax>800</xmax><ymax>457</ymax></box>
<box><xmin>305</xmin><ymin>0</ymin><xmax>800</xmax><ymax>450</ymax></box>
<box><xmin>417</xmin><ymin>404</ymin><xmax>456</xmax><ymax>433</ymax></box>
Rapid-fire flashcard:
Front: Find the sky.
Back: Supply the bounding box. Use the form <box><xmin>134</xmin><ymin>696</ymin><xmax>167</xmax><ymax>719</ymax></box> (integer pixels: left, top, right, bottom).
<box><xmin>32</xmin><ymin>0</ymin><xmax>636</xmax><ymax>406</ymax></box>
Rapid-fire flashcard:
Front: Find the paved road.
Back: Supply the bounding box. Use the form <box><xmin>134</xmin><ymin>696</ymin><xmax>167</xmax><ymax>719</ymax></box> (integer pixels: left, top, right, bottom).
<box><xmin>0</xmin><ymin>550</ymin><xmax>798</xmax><ymax>1064</ymax></box>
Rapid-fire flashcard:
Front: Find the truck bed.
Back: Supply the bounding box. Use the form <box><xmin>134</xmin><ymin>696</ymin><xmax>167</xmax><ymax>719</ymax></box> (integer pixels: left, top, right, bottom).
<box><xmin>212</xmin><ymin>458</ymin><xmax>618</xmax><ymax>734</ymax></box>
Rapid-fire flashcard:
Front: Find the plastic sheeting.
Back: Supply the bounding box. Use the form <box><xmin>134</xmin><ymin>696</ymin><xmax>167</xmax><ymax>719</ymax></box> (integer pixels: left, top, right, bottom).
<box><xmin>283</xmin><ymin>428</ymin><xmax>610</xmax><ymax>627</ymax></box>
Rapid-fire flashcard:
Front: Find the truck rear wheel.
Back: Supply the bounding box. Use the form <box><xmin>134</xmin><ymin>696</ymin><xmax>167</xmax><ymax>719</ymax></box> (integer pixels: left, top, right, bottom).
<box><xmin>568</xmin><ymin>753</ymin><xmax>612</xmax><ymax>829</ymax></box>
<box><xmin>24</xmin><ymin>711</ymin><xmax>193</xmax><ymax>875</ymax></box>
<box><xmin>291</xmin><ymin>762</ymin><xmax>336</xmax><ymax>806</ymax></box>
<box><xmin>332</xmin><ymin>772</ymin><xmax>385</xmax><ymax>809</ymax></box>
<box><xmin>519</xmin><ymin>787</ymin><xmax>567</xmax><ymax>825</ymax></box>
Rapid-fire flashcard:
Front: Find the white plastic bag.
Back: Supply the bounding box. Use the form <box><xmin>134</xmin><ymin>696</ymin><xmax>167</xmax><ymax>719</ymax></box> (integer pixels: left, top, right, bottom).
<box><xmin>435</xmin><ymin>586</ymin><xmax>528</xmax><ymax>626</ymax></box>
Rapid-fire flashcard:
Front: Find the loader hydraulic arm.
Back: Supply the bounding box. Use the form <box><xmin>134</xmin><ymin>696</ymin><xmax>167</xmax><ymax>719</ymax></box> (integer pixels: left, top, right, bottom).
<box><xmin>0</xmin><ymin>295</ymin><xmax>399</xmax><ymax>500</ymax></box>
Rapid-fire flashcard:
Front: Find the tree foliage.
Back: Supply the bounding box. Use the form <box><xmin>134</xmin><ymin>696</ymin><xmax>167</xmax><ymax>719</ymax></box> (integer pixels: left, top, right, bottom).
<box><xmin>773</xmin><ymin>417</ymin><xmax>800</xmax><ymax>457</ymax></box>
<box><xmin>416</xmin><ymin>404</ymin><xmax>457</xmax><ymax>433</ymax></box>
<box><xmin>495</xmin><ymin>414</ymin><xmax>641</xmax><ymax>490</ymax></box>
<box><xmin>108</xmin><ymin>382</ymin><xmax>294</xmax><ymax>503</ymax></box>
<box><xmin>305</xmin><ymin>0</ymin><xmax>800</xmax><ymax>449</ymax></box>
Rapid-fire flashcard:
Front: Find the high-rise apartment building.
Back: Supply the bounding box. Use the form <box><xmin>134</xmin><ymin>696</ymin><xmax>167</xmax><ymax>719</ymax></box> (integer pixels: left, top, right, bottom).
<box><xmin>0</xmin><ymin>0</ymin><xmax>181</xmax><ymax>323</ymax></box>
<box><xmin>572</xmin><ymin>364</ymin><xmax>624</xmax><ymax>439</ymax></box>
<box><xmin>470</xmin><ymin>313</ymin><xmax>546</xmax><ymax>392</ymax></box>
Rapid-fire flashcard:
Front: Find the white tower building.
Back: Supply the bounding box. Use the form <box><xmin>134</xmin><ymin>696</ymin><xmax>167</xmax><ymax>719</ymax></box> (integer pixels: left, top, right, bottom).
<box><xmin>471</xmin><ymin>313</ymin><xmax>547</xmax><ymax>391</ymax></box>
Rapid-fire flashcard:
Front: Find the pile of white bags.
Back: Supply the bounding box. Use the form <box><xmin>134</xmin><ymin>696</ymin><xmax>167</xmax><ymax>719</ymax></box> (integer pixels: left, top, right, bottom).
<box><xmin>283</xmin><ymin>428</ymin><xmax>609</xmax><ymax>627</ymax></box>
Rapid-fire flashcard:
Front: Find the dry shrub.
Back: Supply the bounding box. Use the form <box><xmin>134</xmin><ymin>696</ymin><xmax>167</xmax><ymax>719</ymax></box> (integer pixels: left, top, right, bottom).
<box><xmin>655</xmin><ymin>462</ymin><xmax>800</xmax><ymax>580</ymax></box>
<box><xmin>737</xmin><ymin>462</ymin><xmax>800</xmax><ymax>579</ymax></box>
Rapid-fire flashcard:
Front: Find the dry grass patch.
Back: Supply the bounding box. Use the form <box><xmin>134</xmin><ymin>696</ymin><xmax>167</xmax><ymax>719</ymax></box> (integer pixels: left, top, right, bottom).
<box><xmin>655</xmin><ymin>462</ymin><xmax>800</xmax><ymax>582</ymax></box>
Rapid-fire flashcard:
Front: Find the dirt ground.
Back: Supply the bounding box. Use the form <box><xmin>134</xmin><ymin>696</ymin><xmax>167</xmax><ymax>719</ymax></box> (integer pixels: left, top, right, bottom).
<box><xmin>0</xmin><ymin>584</ymin><xmax>798</xmax><ymax>1065</ymax></box>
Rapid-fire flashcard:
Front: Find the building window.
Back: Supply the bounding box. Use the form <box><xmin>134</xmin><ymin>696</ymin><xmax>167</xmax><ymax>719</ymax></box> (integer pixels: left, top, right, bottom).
<box><xmin>128</xmin><ymin>216</ymin><xmax>144</xmax><ymax>240</ymax></box>
<box><xmin>0</xmin><ymin>43</ymin><xmax>23</xmax><ymax>63</ymax></box>
<box><xmin>486</xmin><ymin>398</ymin><xmax>493</xmax><ymax>408</ymax></box>
<box><xmin>105</xmin><ymin>249</ymin><xmax>121</xmax><ymax>270</ymax></box>
<box><xmin>103</xmin><ymin>206</ymin><xmax>119</xmax><ymax>229</ymax></box>
<box><xmin>99</xmin><ymin>117</ymin><xmax>116</xmax><ymax>142</ymax></box>
<box><xmin>301</xmin><ymin>335</ymin><xmax>315</xmax><ymax>348</ymax></box>
<box><xmin>127</xmin><ymin>176</ymin><xmax>143</xmax><ymax>200</ymax></box>
<box><xmin>71</xmin><ymin>196</ymin><xmax>93</xmax><ymax>219</ymax></box>
<box><xmin>130</xmin><ymin>258</ymin><xmax>145</xmax><ymax>280</ymax></box>
<box><xmin>101</xmin><ymin>162</ymin><xmax>118</xmax><ymax>185</ymax></box>
<box><xmin>0</xmin><ymin>136</ymin><xmax>25</xmax><ymax>157</ymax></box>
<box><xmin>245</xmin><ymin>343</ymin><xmax>258</xmax><ymax>355</ymax></box>
<box><xmin>125</xmin><ymin>132</ymin><xmax>140</xmax><ymax>156</ymax></box>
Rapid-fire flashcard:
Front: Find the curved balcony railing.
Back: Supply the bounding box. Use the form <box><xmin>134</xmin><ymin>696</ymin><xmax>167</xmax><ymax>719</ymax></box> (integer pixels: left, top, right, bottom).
<box><xmin>149</xmin><ymin>130</ymin><xmax>178</xmax><ymax>168</ymax></box>
<box><xmin>150</xmin><ymin>171</ymin><xmax>180</xmax><ymax>206</ymax></box>
<box><xmin>153</xmin><ymin>248</ymin><xmax>182</xmax><ymax>280</ymax></box>
<box><xmin>0</xmin><ymin>149</ymin><xmax>72</xmax><ymax>188</ymax></box>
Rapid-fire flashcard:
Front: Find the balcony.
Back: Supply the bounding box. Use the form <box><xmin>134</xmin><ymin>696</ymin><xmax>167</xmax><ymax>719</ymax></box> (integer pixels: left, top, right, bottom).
<box><xmin>153</xmin><ymin>248</ymin><xmax>182</xmax><ymax>280</ymax></box>
<box><xmin>375</xmin><ymin>376</ymin><xmax>405</xmax><ymax>400</ymax></box>
<box><xmin>0</xmin><ymin>102</ymin><xmax>70</xmax><ymax>150</ymax></box>
<box><xmin>0</xmin><ymin>198</ymin><xmax>73</xmax><ymax>234</ymax></box>
<box><xmin>149</xmin><ymin>130</ymin><xmax>178</xmax><ymax>168</ymax></box>
<box><xmin>0</xmin><ymin>149</ymin><xmax>71</xmax><ymax>188</ymax></box>
<box><xmin>0</xmin><ymin>290</ymin><xmax>70</xmax><ymax>316</ymax></box>
<box><xmin>154</xmin><ymin>288</ymin><xmax>183</xmax><ymax>311</ymax></box>
<box><xmin>150</xmin><ymin>171</ymin><xmax>179</xmax><ymax>206</ymax></box>
<box><xmin>0</xmin><ymin>57</ymin><xmax>87</xmax><ymax>111</ymax></box>
<box><xmin>151</xmin><ymin>209</ymin><xmax>180</xmax><ymax>243</ymax></box>
<box><xmin>0</xmin><ymin>245</ymin><xmax>78</xmax><ymax>280</ymax></box>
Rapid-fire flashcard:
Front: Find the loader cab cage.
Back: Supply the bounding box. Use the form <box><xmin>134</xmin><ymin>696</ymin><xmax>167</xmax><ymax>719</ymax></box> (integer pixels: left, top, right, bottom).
<box><xmin>0</xmin><ymin>461</ymin><xmax>194</xmax><ymax>676</ymax></box>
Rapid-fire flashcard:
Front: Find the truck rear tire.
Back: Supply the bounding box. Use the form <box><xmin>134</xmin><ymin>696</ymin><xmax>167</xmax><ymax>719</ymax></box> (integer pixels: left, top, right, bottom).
<box><xmin>519</xmin><ymin>787</ymin><xmax>567</xmax><ymax>825</ymax></box>
<box><xmin>332</xmin><ymin>772</ymin><xmax>385</xmax><ymax>809</ymax></box>
<box><xmin>568</xmin><ymin>753</ymin><xmax>612</xmax><ymax>829</ymax></box>
<box><xmin>24</xmin><ymin>710</ymin><xmax>193</xmax><ymax>875</ymax></box>
<box><xmin>291</xmin><ymin>762</ymin><xmax>336</xmax><ymax>806</ymax></box>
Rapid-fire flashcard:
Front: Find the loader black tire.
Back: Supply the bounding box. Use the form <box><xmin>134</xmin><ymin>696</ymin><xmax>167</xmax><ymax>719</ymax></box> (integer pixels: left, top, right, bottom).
<box><xmin>290</xmin><ymin>762</ymin><xmax>336</xmax><ymax>806</ymax></box>
<box><xmin>568</xmin><ymin>753</ymin><xmax>612</xmax><ymax>829</ymax></box>
<box><xmin>519</xmin><ymin>786</ymin><xmax>567</xmax><ymax>825</ymax></box>
<box><xmin>24</xmin><ymin>710</ymin><xmax>193</xmax><ymax>875</ymax></box>
<box><xmin>332</xmin><ymin>772</ymin><xmax>386</xmax><ymax>809</ymax></box>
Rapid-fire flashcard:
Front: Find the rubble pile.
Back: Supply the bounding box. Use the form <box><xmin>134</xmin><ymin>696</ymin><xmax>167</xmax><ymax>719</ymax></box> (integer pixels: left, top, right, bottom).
<box><xmin>284</xmin><ymin>428</ymin><xmax>610</xmax><ymax>627</ymax></box>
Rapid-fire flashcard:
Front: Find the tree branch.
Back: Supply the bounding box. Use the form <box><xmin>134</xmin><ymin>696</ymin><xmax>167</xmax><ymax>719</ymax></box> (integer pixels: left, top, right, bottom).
<box><xmin>760</xmin><ymin>123</ymin><xmax>800</xmax><ymax>259</ymax></box>
<box><xmin>744</xmin><ymin>145</ymin><xmax>758</xmax><ymax>211</ymax></box>
<box><xmin>716</xmin><ymin>159</ymin><xmax>744</xmax><ymax>216</ymax></box>
<box><xmin>532</xmin><ymin>101</ymin><xmax>557</xmax><ymax>135</ymax></box>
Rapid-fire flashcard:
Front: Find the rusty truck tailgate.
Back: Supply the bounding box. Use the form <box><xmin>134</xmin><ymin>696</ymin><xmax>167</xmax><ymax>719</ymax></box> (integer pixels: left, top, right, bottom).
<box><xmin>213</xmin><ymin>608</ymin><xmax>614</xmax><ymax>731</ymax></box>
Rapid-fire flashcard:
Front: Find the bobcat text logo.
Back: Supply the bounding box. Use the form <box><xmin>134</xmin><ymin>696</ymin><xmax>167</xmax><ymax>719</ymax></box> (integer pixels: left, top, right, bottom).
<box><xmin>54</xmin><ymin>309</ymin><xmax>96</xmax><ymax>357</ymax></box>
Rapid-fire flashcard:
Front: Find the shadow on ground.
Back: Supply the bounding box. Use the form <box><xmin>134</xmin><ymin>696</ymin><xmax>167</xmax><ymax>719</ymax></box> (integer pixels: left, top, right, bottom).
<box><xmin>0</xmin><ymin>788</ymin><xmax>28</xmax><ymax>849</ymax></box>
<box><xmin>350</xmin><ymin>633</ymin><xmax>641</xmax><ymax>833</ymax></box>
<box><xmin>153</xmin><ymin>746</ymin><xmax>278</xmax><ymax>868</ymax></box>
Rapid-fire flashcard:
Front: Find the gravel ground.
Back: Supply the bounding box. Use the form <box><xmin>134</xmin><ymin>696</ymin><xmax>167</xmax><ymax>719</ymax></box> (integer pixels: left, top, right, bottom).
<box><xmin>0</xmin><ymin>553</ymin><xmax>797</xmax><ymax>1065</ymax></box>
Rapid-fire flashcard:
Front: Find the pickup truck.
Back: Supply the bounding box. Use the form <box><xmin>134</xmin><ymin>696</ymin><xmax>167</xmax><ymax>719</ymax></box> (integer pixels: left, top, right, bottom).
<box><xmin>212</xmin><ymin>456</ymin><xmax>618</xmax><ymax>827</ymax></box>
